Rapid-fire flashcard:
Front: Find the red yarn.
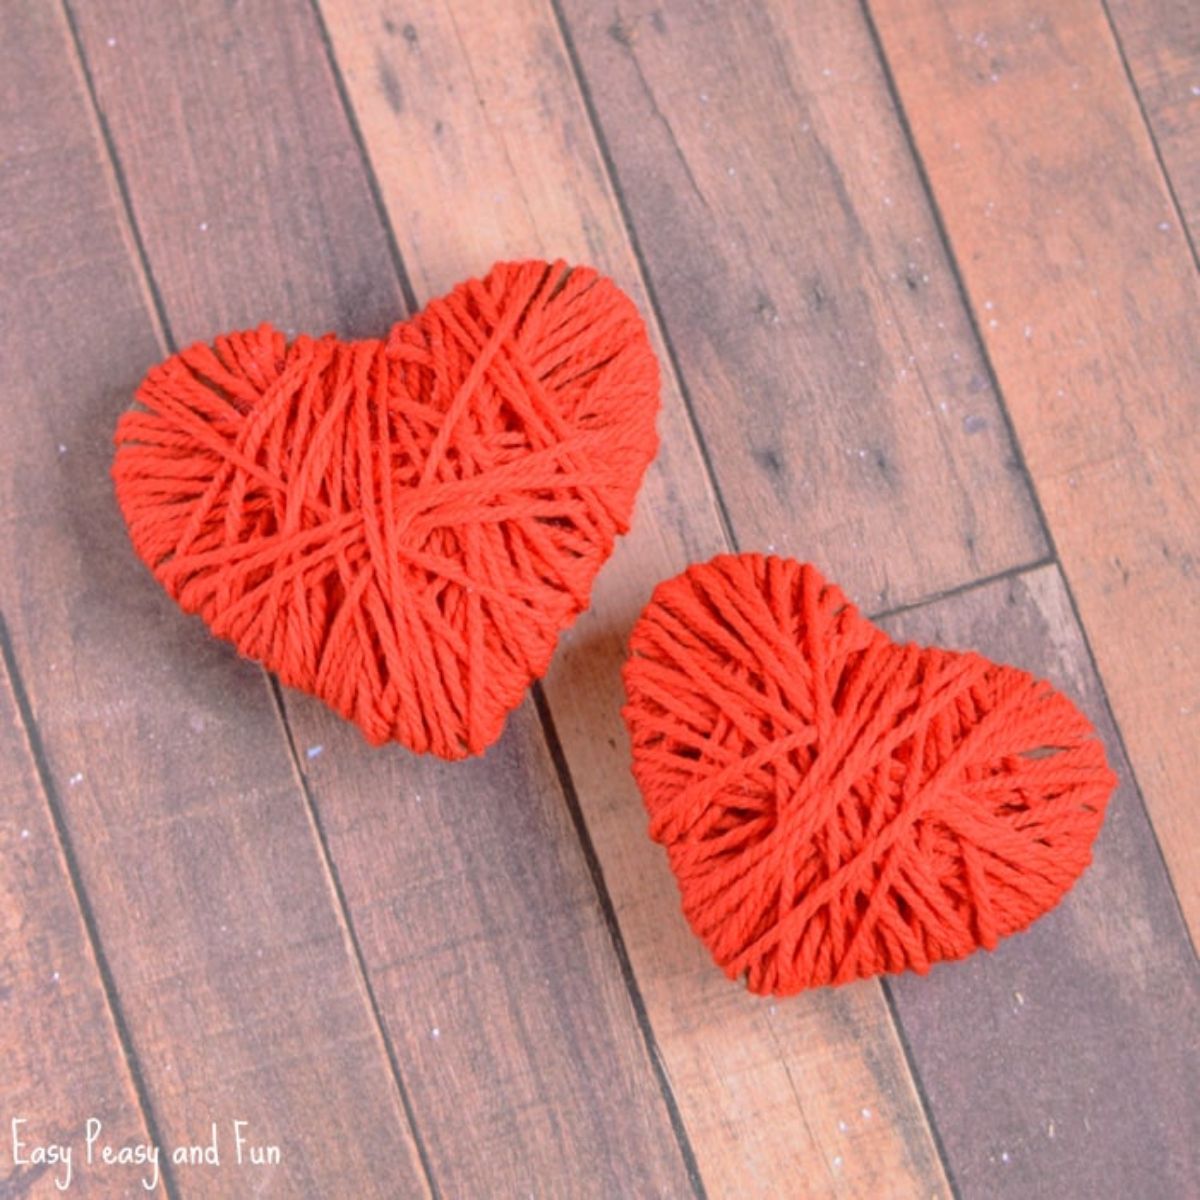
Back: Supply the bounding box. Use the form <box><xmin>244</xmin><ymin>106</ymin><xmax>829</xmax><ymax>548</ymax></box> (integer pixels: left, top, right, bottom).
<box><xmin>113</xmin><ymin>260</ymin><xmax>659</xmax><ymax>759</ymax></box>
<box><xmin>622</xmin><ymin>554</ymin><xmax>1116</xmax><ymax>996</ymax></box>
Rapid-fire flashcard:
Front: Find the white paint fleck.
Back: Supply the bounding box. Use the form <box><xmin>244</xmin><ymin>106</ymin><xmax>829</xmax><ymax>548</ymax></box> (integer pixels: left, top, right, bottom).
<box><xmin>727</xmin><ymin>166</ymin><xmax>737</xmax><ymax>177</ymax></box>
<box><xmin>1000</xmin><ymin>1151</ymin><xmax>1011</xmax><ymax>1164</ymax></box>
<box><xmin>832</xmin><ymin>1156</ymin><xmax>844</xmax><ymax>1170</ymax></box>
<box><xmin>1192</xmin><ymin>85</ymin><xmax>1200</xmax><ymax>96</ymax></box>
<box><xmin>838</xmin><ymin>1120</ymin><xmax>849</xmax><ymax>1133</ymax></box>
<box><xmin>68</xmin><ymin>772</ymin><xmax>83</xmax><ymax>787</ymax></box>
<box><xmin>430</xmin><ymin>1027</ymin><xmax>441</xmax><ymax>1040</ymax></box>
<box><xmin>882</xmin><ymin>195</ymin><xmax>893</xmax><ymax>207</ymax></box>
<box><xmin>106</xmin><ymin>36</ymin><xmax>117</xmax><ymax>47</ymax></box>
<box><xmin>57</xmin><ymin>443</ymin><xmax>67</xmax><ymax>455</ymax></box>
<box><xmin>1158</xmin><ymin>221</ymin><xmax>1171</xmax><ymax>232</ymax></box>
<box><xmin>1014</xmin><ymin>990</ymin><xmax>1026</xmax><ymax>1006</ymax></box>
<box><xmin>1047</xmin><ymin>1119</ymin><xmax>1056</xmax><ymax>1139</ymax></box>
<box><xmin>20</xmin><ymin>829</ymin><xmax>30</xmax><ymax>840</ymax></box>
<box><xmin>983</xmin><ymin>299</ymin><xmax>995</xmax><ymax>310</ymax></box>
<box><xmin>306</xmin><ymin>744</ymin><xmax>324</xmax><ymax>760</ymax></box>
<box><xmin>861</xmin><ymin>1107</ymin><xmax>872</xmax><ymax>1120</ymax></box>
<box><xmin>51</xmin><ymin>971</ymin><xmax>60</xmax><ymax>983</ymax></box>
<box><xmin>1023</xmin><ymin>324</ymin><xmax>1034</xmax><ymax>340</ymax></box>
<box><xmin>699</xmin><ymin>92</ymin><xmax>709</xmax><ymax>103</ymax></box>
<box><xmin>198</xmin><ymin>221</ymin><xmax>209</xmax><ymax>232</ymax></box>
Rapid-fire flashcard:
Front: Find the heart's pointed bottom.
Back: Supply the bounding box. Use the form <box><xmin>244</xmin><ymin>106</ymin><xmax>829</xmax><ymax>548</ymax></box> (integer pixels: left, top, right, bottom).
<box><xmin>622</xmin><ymin>553</ymin><xmax>1117</xmax><ymax>996</ymax></box>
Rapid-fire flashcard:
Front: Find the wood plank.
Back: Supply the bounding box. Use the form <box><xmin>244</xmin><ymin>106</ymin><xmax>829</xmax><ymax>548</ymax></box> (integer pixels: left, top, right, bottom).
<box><xmin>1</xmin><ymin>5</ymin><xmax>428</xmax><ymax>1194</ymax></box>
<box><xmin>289</xmin><ymin>699</ymin><xmax>693</xmax><ymax>1195</ymax></box>
<box><xmin>0</xmin><ymin>656</ymin><xmax>156</xmax><ymax>1198</ymax></box>
<box><xmin>881</xmin><ymin>565</ymin><xmax>1200</xmax><ymax>1199</ymax></box>
<box><xmin>556</xmin><ymin>0</ymin><xmax>1047</xmax><ymax>613</ymax></box>
<box><xmin>867</xmin><ymin>0</ymin><xmax>1200</xmax><ymax>939</ymax></box>
<box><xmin>69</xmin><ymin>0</ymin><xmax>405</xmax><ymax>343</ymax></box>
<box><xmin>68</xmin><ymin>0</ymin><xmax>694</xmax><ymax>1191</ymax></box>
<box><xmin>322</xmin><ymin>0</ymin><xmax>955</xmax><ymax>1194</ymax></box>
<box><xmin>1105</xmin><ymin>0</ymin><xmax>1200</xmax><ymax>245</ymax></box>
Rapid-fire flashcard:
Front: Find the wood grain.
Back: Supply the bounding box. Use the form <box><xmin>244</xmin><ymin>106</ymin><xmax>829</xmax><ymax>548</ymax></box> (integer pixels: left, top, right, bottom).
<box><xmin>68</xmin><ymin>0</ymin><xmax>694</xmax><ymax>1192</ymax></box>
<box><xmin>1105</xmin><ymin>0</ymin><xmax>1200</xmax><ymax>245</ymax></box>
<box><xmin>1</xmin><ymin>4</ymin><xmax>428</xmax><ymax>1194</ymax></box>
<box><xmin>321</xmin><ymin>0</ymin><xmax>953</xmax><ymax>1194</ymax></box>
<box><xmin>882</xmin><ymin>566</ymin><xmax>1200</xmax><ymax>1199</ymax></box>
<box><xmin>0</xmin><ymin>657</ymin><xmax>155</xmax><ymax>1198</ymax></box>
<box><xmin>556</xmin><ymin>0</ymin><xmax>1047</xmax><ymax>612</ymax></box>
<box><xmin>867</xmin><ymin>0</ymin><xmax>1200</xmax><ymax>940</ymax></box>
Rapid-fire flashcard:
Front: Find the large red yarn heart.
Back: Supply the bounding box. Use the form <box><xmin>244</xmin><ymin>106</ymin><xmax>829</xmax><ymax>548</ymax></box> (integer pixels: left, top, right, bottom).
<box><xmin>113</xmin><ymin>260</ymin><xmax>659</xmax><ymax>759</ymax></box>
<box><xmin>622</xmin><ymin>554</ymin><xmax>1116</xmax><ymax>996</ymax></box>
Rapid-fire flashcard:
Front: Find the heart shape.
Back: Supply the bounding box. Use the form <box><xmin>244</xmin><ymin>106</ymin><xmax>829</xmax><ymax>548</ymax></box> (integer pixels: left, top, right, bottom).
<box><xmin>113</xmin><ymin>260</ymin><xmax>659</xmax><ymax>758</ymax></box>
<box><xmin>622</xmin><ymin>554</ymin><xmax>1115</xmax><ymax>995</ymax></box>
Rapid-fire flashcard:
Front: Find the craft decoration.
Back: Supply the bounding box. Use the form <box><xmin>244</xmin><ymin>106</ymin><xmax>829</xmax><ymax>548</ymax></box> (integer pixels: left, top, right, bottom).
<box><xmin>622</xmin><ymin>553</ymin><xmax>1116</xmax><ymax>995</ymax></box>
<box><xmin>114</xmin><ymin>259</ymin><xmax>659</xmax><ymax>759</ymax></box>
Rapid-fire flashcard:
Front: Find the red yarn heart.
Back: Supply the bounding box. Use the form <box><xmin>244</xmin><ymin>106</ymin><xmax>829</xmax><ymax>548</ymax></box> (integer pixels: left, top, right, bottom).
<box><xmin>622</xmin><ymin>554</ymin><xmax>1116</xmax><ymax>996</ymax></box>
<box><xmin>113</xmin><ymin>260</ymin><xmax>659</xmax><ymax>759</ymax></box>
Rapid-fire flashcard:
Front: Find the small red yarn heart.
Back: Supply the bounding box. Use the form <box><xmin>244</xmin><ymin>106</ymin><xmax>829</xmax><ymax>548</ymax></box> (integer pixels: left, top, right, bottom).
<box><xmin>113</xmin><ymin>260</ymin><xmax>659</xmax><ymax>759</ymax></box>
<box><xmin>622</xmin><ymin>554</ymin><xmax>1116</xmax><ymax>996</ymax></box>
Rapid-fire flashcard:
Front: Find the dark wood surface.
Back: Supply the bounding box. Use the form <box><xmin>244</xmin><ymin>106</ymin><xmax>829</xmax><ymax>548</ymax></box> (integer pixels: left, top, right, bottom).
<box><xmin>0</xmin><ymin>657</ymin><xmax>152</xmax><ymax>1199</ymax></box>
<box><xmin>1</xmin><ymin>1</ymin><xmax>1196</xmax><ymax>1197</ymax></box>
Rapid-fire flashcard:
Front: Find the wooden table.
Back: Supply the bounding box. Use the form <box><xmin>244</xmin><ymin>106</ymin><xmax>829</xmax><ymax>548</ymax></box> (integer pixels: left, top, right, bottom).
<box><xmin>2</xmin><ymin>1</ymin><xmax>1197</xmax><ymax>1196</ymax></box>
